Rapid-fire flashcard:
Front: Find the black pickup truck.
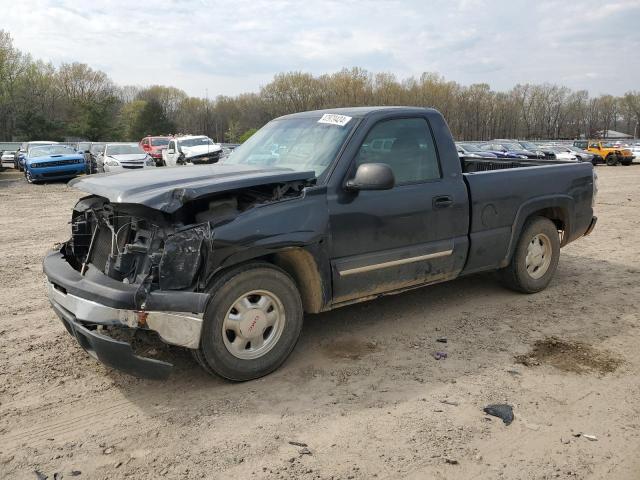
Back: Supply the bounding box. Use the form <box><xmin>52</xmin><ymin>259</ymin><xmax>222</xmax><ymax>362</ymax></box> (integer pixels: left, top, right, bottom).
<box><xmin>43</xmin><ymin>107</ymin><xmax>597</xmax><ymax>381</ymax></box>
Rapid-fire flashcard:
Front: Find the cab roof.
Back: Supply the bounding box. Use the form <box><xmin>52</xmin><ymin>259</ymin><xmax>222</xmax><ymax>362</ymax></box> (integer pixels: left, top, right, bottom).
<box><xmin>276</xmin><ymin>106</ymin><xmax>437</xmax><ymax>120</ymax></box>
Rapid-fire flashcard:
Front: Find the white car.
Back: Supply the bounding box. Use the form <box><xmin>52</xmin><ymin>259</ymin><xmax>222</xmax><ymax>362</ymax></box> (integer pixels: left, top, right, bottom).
<box><xmin>627</xmin><ymin>143</ymin><xmax>640</xmax><ymax>163</ymax></box>
<box><xmin>97</xmin><ymin>143</ymin><xmax>155</xmax><ymax>173</ymax></box>
<box><xmin>538</xmin><ymin>146</ymin><xmax>578</xmax><ymax>162</ymax></box>
<box><xmin>163</xmin><ymin>135</ymin><xmax>222</xmax><ymax>167</ymax></box>
<box><xmin>1</xmin><ymin>150</ymin><xmax>16</xmax><ymax>165</ymax></box>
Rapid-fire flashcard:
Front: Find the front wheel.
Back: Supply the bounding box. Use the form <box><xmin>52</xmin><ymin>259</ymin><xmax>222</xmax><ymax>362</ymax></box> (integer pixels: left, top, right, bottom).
<box><xmin>499</xmin><ymin>217</ymin><xmax>560</xmax><ymax>293</ymax></box>
<box><xmin>620</xmin><ymin>158</ymin><xmax>632</xmax><ymax>166</ymax></box>
<box><xmin>606</xmin><ymin>154</ymin><xmax>619</xmax><ymax>166</ymax></box>
<box><xmin>197</xmin><ymin>262</ymin><xmax>303</xmax><ymax>381</ymax></box>
<box><xmin>24</xmin><ymin>169</ymin><xmax>38</xmax><ymax>184</ymax></box>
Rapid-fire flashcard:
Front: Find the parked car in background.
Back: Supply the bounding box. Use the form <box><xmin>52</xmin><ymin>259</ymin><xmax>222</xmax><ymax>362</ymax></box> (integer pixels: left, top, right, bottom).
<box><xmin>163</xmin><ymin>135</ymin><xmax>222</xmax><ymax>167</ymax></box>
<box><xmin>626</xmin><ymin>143</ymin><xmax>640</xmax><ymax>163</ymax></box>
<box><xmin>140</xmin><ymin>136</ymin><xmax>171</xmax><ymax>166</ymax></box>
<box><xmin>15</xmin><ymin>141</ymin><xmax>58</xmax><ymax>171</ymax></box>
<box><xmin>496</xmin><ymin>140</ymin><xmax>547</xmax><ymax>159</ymax></box>
<box><xmin>480</xmin><ymin>143</ymin><xmax>531</xmax><ymax>159</ymax></box>
<box><xmin>561</xmin><ymin>146</ymin><xmax>597</xmax><ymax>165</ymax></box>
<box><xmin>23</xmin><ymin>144</ymin><xmax>85</xmax><ymax>184</ymax></box>
<box><xmin>74</xmin><ymin>141</ymin><xmax>92</xmax><ymax>154</ymax></box>
<box><xmin>537</xmin><ymin>146</ymin><xmax>578</xmax><ymax>162</ymax></box>
<box><xmin>553</xmin><ymin>144</ymin><xmax>603</xmax><ymax>165</ymax></box>
<box><xmin>0</xmin><ymin>142</ymin><xmax>21</xmax><ymax>167</ymax></box>
<box><xmin>96</xmin><ymin>143</ymin><xmax>155</xmax><ymax>173</ymax></box>
<box><xmin>219</xmin><ymin>143</ymin><xmax>241</xmax><ymax>160</ymax></box>
<box><xmin>455</xmin><ymin>142</ymin><xmax>498</xmax><ymax>158</ymax></box>
<box><xmin>85</xmin><ymin>143</ymin><xmax>106</xmax><ymax>174</ymax></box>
<box><xmin>582</xmin><ymin>141</ymin><xmax>634</xmax><ymax>166</ymax></box>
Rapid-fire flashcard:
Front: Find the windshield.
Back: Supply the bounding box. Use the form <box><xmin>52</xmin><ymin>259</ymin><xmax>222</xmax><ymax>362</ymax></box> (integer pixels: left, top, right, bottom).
<box><xmin>503</xmin><ymin>143</ymin><xmax>523</xmax><ymax>151</ymax></box>
<box><xmin>224</xmin><ymin>117</ymin><xmax>355</xmax><ymax>177</ymax></box>
<box><xmin>106</xmin><ymin>144</ymin><xmax>144</xmax><ymax>155</ymax></box>
<box><xmin>151</xmin><ymin>137</ymin><xmax>170</xmax><ymax>146</ymax></box>
<box><xmin>27</xmin><ymin>142</ymin><xmax>55</xmax><ymax>152</ymax></box>
<box><xmin>179</xmin><ymin>137</ymin><xmax>215</xmax><ymax>148</ymax></box>
<box><xmin>459</xmin><ymin>143</ymin><xmax>483</xmax><ymax>152</ymax></box>
<box><xmin>0</xmin><ymin>143</ymin><xmax>19</xmax><ymax>150</ymax></box>
<box><xmin>520</xmin><ymin>141</ymin><xmax>539</xmax><ymax>150</ymax></box>
<box><xmin>29</xmin><ymin>145</ymin><xmax>77</xmax><ymax>157</ymax></box>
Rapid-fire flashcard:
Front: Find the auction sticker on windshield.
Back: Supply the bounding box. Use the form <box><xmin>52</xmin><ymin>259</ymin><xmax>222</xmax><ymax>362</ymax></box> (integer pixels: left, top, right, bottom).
<box><xmin>318</xmin><ymin>114</ymin><xmax>352</xmax><ymax>126</ymax></box>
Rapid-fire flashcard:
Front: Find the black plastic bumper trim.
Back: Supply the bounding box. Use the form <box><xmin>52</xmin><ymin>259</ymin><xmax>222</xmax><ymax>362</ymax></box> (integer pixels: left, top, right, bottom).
<box><xmin>51</xmin><ymin>300</ymin><xmax>172</xmax><ymax>380</ymax></box>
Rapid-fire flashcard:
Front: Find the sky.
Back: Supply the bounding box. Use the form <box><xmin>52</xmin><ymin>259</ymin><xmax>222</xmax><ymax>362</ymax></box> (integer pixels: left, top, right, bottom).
<box><xmin>2</xmin><ymin>0</ymin><xmax>639</xmax><ymax>98</ymax></box>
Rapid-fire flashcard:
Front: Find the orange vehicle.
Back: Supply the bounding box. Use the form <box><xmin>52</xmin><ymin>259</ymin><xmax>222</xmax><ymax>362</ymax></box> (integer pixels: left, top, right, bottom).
<box><xmin>574</xmin><ymin>140</ymin><xmax>634</xmax><ymax>166</ymax></box>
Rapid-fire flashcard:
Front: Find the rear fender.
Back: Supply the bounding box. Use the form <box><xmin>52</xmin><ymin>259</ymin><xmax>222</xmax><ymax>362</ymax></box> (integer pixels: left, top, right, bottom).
<box><xmin>502</xmin><ymin>195</ymin><xmax>573</xmax><ymax>267</ymax></box>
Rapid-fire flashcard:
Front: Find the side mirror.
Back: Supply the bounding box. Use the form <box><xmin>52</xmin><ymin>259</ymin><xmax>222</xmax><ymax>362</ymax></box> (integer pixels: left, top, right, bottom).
<box><xmin>345</xmin><ymin>163</ymin><xmax>395</xmax><ymax>192</ymax></box>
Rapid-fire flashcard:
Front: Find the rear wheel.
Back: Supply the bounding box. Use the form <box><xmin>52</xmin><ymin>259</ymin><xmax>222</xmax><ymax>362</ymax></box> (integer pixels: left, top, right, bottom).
<box><xmin>620</xmin><ymin>158</ymin><xmax>632</xmax><ymax>166</ymax></box>
<box><xmin>606</xmin><ymin>154</ymin><xmax>619</xmax><ymax>166</ymax></box>
<box><xmin>197</xmin><ymin>262</ymin><xmax>304</xmax><ymax>381</ymax></box>
<box><xmin>499</xmin><ymin>217</ymin><xmax>560</xmax><ymax>293</ymax></box>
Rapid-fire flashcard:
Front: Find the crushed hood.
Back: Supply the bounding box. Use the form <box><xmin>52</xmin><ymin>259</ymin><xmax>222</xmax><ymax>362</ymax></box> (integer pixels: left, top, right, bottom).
<box><xmin>68</xmin><ymin>164</ymin><xmax>315</xmax><ymax>213</ymax></box>
<box><xmin>182</xmin><ymin>144</ymin><xmax>222</xmax><ymax>158</ymax></box>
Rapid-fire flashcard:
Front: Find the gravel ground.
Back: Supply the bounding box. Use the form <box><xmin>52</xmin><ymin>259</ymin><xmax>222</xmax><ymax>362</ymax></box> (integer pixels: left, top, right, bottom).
<box><xmin>0</xmin><ymin>165</ymin><xmax>639</xmax><ymax>480</ymax></box>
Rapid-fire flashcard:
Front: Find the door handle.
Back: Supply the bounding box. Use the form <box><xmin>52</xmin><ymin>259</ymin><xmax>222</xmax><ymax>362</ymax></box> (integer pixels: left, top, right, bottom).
<box><xmin>433</xmin><ymin>195</ymin><xmax>453</xmax><ymax>208</ymax></box>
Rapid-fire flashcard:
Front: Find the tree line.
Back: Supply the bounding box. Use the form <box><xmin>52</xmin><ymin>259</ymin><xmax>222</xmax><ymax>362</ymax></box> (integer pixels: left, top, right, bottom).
<box><xmin>1</xmin><ymin>30</ymin><xmax>639</xmax><ymax>143</ymax></box>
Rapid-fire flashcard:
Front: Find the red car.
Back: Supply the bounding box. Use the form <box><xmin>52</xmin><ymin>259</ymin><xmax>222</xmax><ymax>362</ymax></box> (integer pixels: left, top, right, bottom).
<box><xmin>140</xmin><ymin>136</ymin><xmax>171</xmax><ymax>166</ymax></box>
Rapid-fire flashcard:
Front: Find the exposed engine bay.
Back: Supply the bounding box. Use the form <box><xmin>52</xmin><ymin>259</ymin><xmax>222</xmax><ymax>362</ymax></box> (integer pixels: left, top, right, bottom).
<box><xmin>63</xmin><ymin>180</ymin><xmax>309</xmax><ymax>294</ymax></box>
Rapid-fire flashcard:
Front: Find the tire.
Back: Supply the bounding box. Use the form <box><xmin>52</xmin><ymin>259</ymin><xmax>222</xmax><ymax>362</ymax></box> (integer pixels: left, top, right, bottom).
<box><xmin>24</xmin><ymin>169</ymin><xmax>37</xmax><ymax>184</ymax></box>
<box><xmin>606</xmin><ymin>154</ymin><xmax>619</xmax><ymax>166</ymax></box>
<box><xmin>499</xmin><ymin>216</ymin><xmax>560</xmax><ymax>294</ymax></box>
<box><xmin>197</xmin><ymin>262</ymin><xmax>304</xmax><ymax>381</ymax></box>
<box><xmin>620</xmin><ymin>158</ymin><xmax>632</xmax><ymax>166</ymax></box>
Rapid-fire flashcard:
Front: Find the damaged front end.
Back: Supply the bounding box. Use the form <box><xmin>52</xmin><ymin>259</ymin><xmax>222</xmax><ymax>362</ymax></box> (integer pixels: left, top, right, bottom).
<box><xmin>43</xmin><ymin>175</ymin><xmax>312</xmax><ymax>379</ymax></box>
<box><xmin>44</xmin><ymin>197</ymin><xmax>212</xmax><ymax>378</ymax></box>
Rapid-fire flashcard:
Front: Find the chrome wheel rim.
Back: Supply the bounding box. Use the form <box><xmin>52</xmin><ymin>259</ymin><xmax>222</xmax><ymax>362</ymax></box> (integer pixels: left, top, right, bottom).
<box><xmin>525</xmin><ymin>233</ymin><xmax>552</xmax><ymax>279</ymax></box>
<box><xmin>222</xmin><ymin>290</ymin><xmax>285</xmax><ymax>360</ymax></box>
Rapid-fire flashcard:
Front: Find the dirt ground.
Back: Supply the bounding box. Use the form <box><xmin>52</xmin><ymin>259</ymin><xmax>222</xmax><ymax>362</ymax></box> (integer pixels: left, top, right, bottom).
<box><xmin>1</xmin><ymin>165</ymin><xmax>639</xmax><ymax>480</ymax></box>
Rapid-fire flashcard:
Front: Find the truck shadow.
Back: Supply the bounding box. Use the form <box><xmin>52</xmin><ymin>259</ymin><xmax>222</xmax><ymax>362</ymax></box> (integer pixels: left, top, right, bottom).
<box><xmin>112</xmin><ymin>251</ymin><xmax>637</xmax><ymax>418</ymax></box>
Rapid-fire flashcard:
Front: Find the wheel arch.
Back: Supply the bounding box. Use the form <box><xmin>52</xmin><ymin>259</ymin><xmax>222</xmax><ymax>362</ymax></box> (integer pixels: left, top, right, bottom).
<box><xmin>208</xmin><ymin>245</ymin><xmax>328</xmax><ymax>314</ymax></box>
<box><xmin>502</xmin><ymin>195</ymin><xmax>573</xmax><ymax>267</ymax></box>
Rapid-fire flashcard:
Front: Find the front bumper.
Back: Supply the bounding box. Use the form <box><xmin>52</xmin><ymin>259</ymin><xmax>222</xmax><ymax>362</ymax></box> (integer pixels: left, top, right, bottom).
<box><xmin>50</xmin><ymin>293</ymin><xmax>173</xmax><ymax>380</ymax></box>
<box><xmin>103</xmin><ymin>164</ymin><xmax>149</xmax><ymax>172</ymax></box>
<box><xmin>44</xmin><ymin>249</ymin><xmax>209</xmax><ymax>378</ymax></box>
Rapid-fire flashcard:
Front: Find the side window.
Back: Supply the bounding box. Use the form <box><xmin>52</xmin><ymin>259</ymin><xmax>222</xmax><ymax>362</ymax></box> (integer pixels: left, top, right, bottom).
<box><xmin>169</xmin><ymin>141</ymin><xmax>175</xmax><ymax>151</ymax></box>
<box><xmin>354</xmin><ymin>118</ymin><xmax>441</xmax><ymax>184</ymax></box>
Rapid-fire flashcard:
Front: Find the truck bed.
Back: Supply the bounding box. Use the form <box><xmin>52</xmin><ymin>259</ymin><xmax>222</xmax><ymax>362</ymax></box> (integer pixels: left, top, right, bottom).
<box><xmin>461</xmin><ymin>156</ymin><xmax>571</xmax><ymax>173</ymax></box>
<box><xmin>461</xmin><ymin>161</ymin><xmax>595</xmax><ymax>275</ymax></box>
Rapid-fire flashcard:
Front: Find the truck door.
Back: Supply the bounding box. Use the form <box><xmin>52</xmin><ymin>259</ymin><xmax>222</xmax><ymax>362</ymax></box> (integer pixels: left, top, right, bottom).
<box><xmin>165</xmin><ymin>140</ymin><xmax>177</xmax><ymax>166</ymax></box>
<box><xmin>327</xmin><ymin>116</ymin><xmax>469</xmax><ymax>304</ymax></box>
